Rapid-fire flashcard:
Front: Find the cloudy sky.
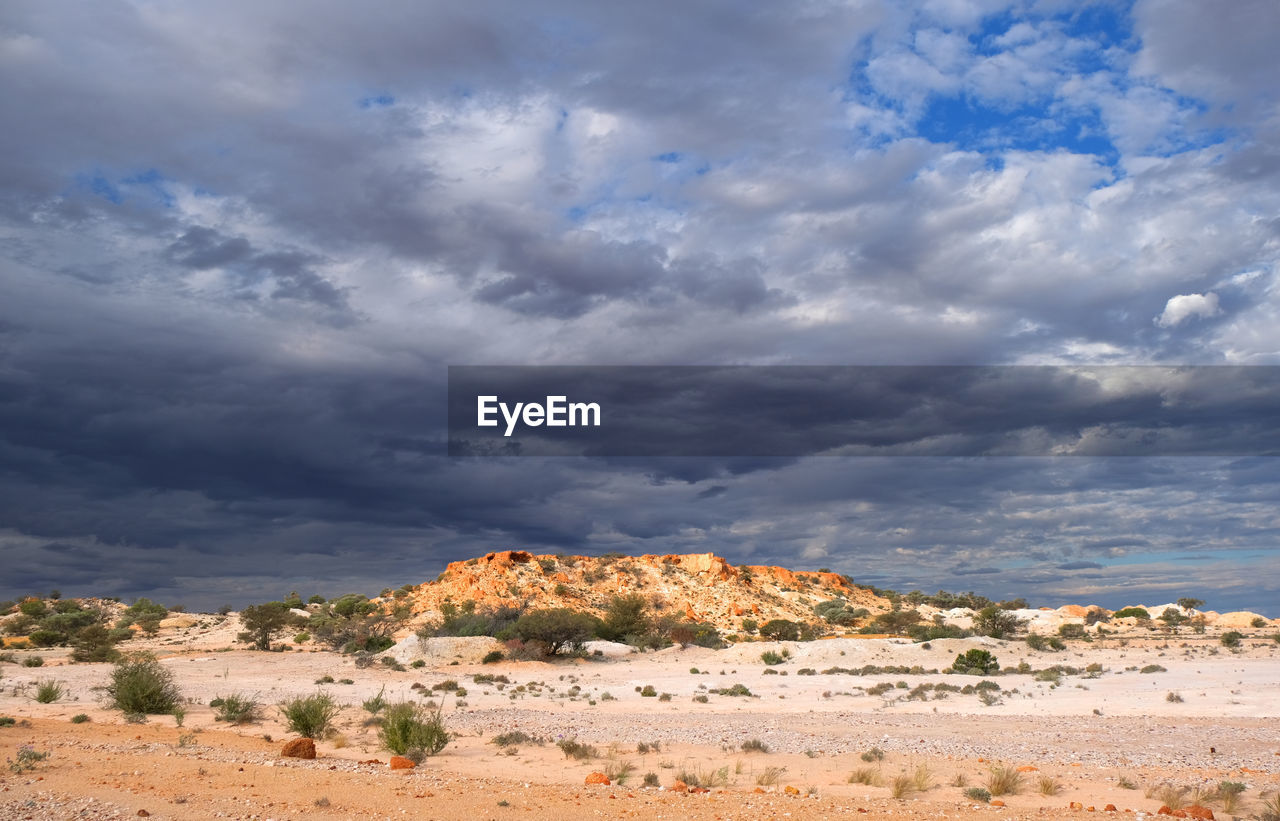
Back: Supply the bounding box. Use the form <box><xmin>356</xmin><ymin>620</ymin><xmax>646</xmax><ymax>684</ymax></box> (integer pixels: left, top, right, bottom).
<box><xmin>2</xmin><ymin>0</ymin><xmax>1278</xmax><ymax>613</ymax></box>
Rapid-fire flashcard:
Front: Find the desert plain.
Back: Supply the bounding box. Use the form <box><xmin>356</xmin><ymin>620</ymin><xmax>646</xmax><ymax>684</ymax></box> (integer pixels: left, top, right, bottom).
<box><xmin>2</xmin><ymin>553</ymin><xmax>1278</xmax><ymax>821</ymax></box>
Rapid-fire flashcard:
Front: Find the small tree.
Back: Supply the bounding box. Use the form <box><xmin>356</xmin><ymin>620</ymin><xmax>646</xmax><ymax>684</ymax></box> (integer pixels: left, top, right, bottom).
<box><xmin>600</xmin><ymin>594</ymin><xmax>649</xmax><ymax>643</ymax></box>
<box><xmin>973</xmin><ymin>606</ymin><xmax>1024</xmax><ymax>639</ymax></box>
<box><xmin>70</xmin><ymin>624</ymin><xmax>121</xmax><ymax>663</ymax></box>
<box><xmin>238</xmin><ymin>601</ymin><xmax>305</xmax><ymax>651</ymax></box>
<box><xmin>512</xmin><ymin>608</ymin><xmax>599</xmax><ymax>656</ymax></box>
<box><xmin>759</xmin><ymin>619</ymin><xmax>802</xmax><ymax>641</ymax></box>
<box><xmin>1177</xmin><ymin>597</ymin><xmax>1205</xmax><ymax>613</ymax></box>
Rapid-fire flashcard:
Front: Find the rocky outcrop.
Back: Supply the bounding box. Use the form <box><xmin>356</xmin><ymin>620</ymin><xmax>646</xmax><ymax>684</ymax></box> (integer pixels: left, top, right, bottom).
<box><xmin>280</xmin><ymin>738</ymin><xmax>316</xmax><ymax>759</ymax></box>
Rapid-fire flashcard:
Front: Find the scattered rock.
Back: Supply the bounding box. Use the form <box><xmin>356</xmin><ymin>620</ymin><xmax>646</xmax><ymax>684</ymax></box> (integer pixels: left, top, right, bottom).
<box><xmin>784</xmin><ymin>785</ymin><xmax>800</xmax><ymax>796</ymax></box>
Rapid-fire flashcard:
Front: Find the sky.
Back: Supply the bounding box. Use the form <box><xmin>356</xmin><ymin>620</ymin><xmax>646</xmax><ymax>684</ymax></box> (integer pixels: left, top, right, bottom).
<box><xmin>1</xmin><ymin>0</ymin><xmax>1278</xmax><ymax>614</ymax></box>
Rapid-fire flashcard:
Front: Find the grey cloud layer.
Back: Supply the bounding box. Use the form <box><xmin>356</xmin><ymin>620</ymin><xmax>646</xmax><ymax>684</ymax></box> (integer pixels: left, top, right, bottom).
<box><xmin>1</xmin><ymin>1</ymin><xmax>1278</xmax><ymax>610</ymax></box>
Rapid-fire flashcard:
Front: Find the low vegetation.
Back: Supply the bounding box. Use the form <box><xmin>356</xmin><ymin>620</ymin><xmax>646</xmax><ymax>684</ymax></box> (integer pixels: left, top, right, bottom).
<box><xmin>278</xmin><ymin>693</ymin><xmax>340</xmax><ymax>739</ymax></box>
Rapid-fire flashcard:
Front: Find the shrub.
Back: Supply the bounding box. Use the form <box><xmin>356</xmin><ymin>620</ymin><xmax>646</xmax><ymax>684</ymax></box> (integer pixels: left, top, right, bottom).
<box><xmin>556</xmin><ymin>737</ymin><xmax>598</xmax><ymax>760</ymax></box>
<box><xmin>33</xmin><ymin>679</ymin><xmax>65</xmax><ymax>704</ymax></box>
<box><xmin>1140</xmin><ymin>664</ymin><xmax>1167</xmax><ymax>674</ymax></box>
<box><xmin>599</xmin><ymin>594</ymin><xmax>650</xmax><ymax>643</ymax></box>
<box><xmin>1057</xmin><ymin>623</ymin><xmax>1087</xmax><ymax>639</ymax></box>
<box><xmin>213</xmin><ymin>693</ymin><xmax>260</xmax><ymax>724</ymax></box>
<box><xmin>758</xmin><ymin>619</ymin><xmax>802</xmax><ymax>641</ymax></box>
<box><xmin>643</xmin><ymin>772</ymin><xmax>659</xmax><ymax>787</ymax></box>
<box><xmin>493</xmin><ymin>730</ymin><xmax>543</xmax><ymax>747</ymax></box>
<box><xmin>362</xmin><ymin>686</ymin><xmax>388</xmax><ymax>715</ymax></box>
<box><xmin>890</xmin><ymin>773</ymin><xmax>916</xmax><ymax>799</ymax></box>
<box><xmin>1038</xmin><ymin>776</ymin><xmax>1064</xmax><ymax>795</ymax></box>
<box><xmin>741</xmin><ymin>738</ymin><xmax>769</xmax><ymax>753</ymax></box>
<box><xmin>640</xmin><ymin>685</ymin><xmax>657</xmax><ymax>697</ymax></box>
<box><xmin>973</xmin><ymin>606</ymin><xmax>1024</xmax><ymax>639</ymax></box>
<box><xmin>106</xmin><ymin>652</ymin><xmax>182</xmax><ymax>714</ymax></box>
<box><xmin>861</xmin><ymin>746</ymin><xmax>886</xmax><ymax>762</ymax></box>
<box><xmin>760</xmin><ymin>650</ymin><xmax>786</xmax><ymax>665</ymax></box>
<box><xmin>22</xmin><ymin>656</ymin><xmax>44</xmax><ymax>668</ymax></box>
<box><xmin>1113</xmin><ymin>607</ymin><xmax>1150</xmax><ymax>619</ymax></box>
<box><xmin>951</xmin><ymin>649</ymin><xmax>999</xmax><ymax>675</ymax></box>
<box><xmin>966</xmin><ymin>787</ymin><xmax>992</xmax><ymax>802</ymax></box>
<box><xmin>512</xmin><ymin>608</ymin><xmax>599</xmax><ymax>656</ymax></box>
<box><xmin>986</xmin><ymin>765</ymin><xmax>1022</xmax><ymax>796</ymax></box>
<box><xmin>710</xmin><ymin>683</ymin><xmax>753</xmax><ymax>697</ymax></box>
<box><xmin>1251</xmin><ymin>617</ymin><xmax>1267</xmax><ymax>628</ymax></box>
<box><xmin>70</xmin><ymin>713</ymin><xmax>90</xmax><ymax>724</ymax></box>
<box><xmin>1166</xmin><ymin>691</ymin><xmax>1184</xmax><ymax>703</ymax></box>
<box><xmin>757</xmin><ymin>765</ymin><xmax>786</xmax><ymax>786</ymax></box>
<box><xmin>481</xmin><ymin>650</ymin><xmax>504</xmax><ymax>664</ymax></box>
<box><xmin>278</xmin><ymin>693</ymin><xmax>340</xmax><ymax>739</ymax></box>
<box><xmin>70</xmin><ymin>625</ymin><xmax>121</xmax><ymax>663</ymax></box>
<box><xmin>849</xmin><ymin>767</ymin><xmax>880</xmax><ymax>785</ymax></box>
<box><xmin>7</xmin><ymin>745</ymin><xmax>49</xmax><ymax>773</ymax></box>
<box><xmin>378</xmin><ymin>702</ymin><xmax>449</xmax><ymax>756</ymax></box>
<box><xmin>1220</xmin><ymin>631</ymin><xmax>1242</xmax><ymax>648</ymax></box>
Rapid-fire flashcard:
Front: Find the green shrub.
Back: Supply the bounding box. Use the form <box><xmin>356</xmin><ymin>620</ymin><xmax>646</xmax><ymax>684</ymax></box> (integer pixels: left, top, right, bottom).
<box><xmin>1220</xmin><ymin>631</ymin><xmax>1242</xmax><ymax>648</ymax></box>
<box><xmin>1113</xmin><ymin>607</ymin><xmax>1149</xmax><ymax>619</ymax></box>
<box><xmin>70</xmin><ymin>713</ymin><xmax>90</xmax><ymax>724</ymax></box>
<box><xmin>760</xmin><ymin>650</ymin><xmax>786</xmax><ymax>665</ymax></box>
<box><xmin>860</xmin><ymin>746</ymin><xmax>886</xmax><ymax>762</ymax></box>
<box><xmin>973</xmin><ymin>606</ymin><xmax>1023</xmax><ymax>639</ymax></box>
<box><xmin>70</xmin><ymin>625</ymin><xmax>121</xmax><ymax>663</ymax></box>
<box><xmin>378</xmin><ymin>702</ymin><xmax>449</xmax><ymax>756</ymax></box>
<box><xmin>741</xmin><ymin>738</ymin><xmax>769</xmax><ymax>753</ymax></box>
<box><xmin>213</xmin><ymin>693</ymin><xmax>261</xmax><ymax>724</ymax></box>
<box><xmin>966</xmin><ymin>787</ymin><xmax>992</xmax><ymax>802</ymax></box>
<box><xmin>482</xmin><ymin>650</ymin><xmax>504</xmax><ymax>664</ymax></box>
<box><xmin>362</xmin><ymin>686</ymin><xmax>388</xmax><ymax>715</ymax></box>
<box><xmin>951</xmin><ymin>649</ymin><xmax>999</xmax><ymax>675</ymax></box>
<box><xmin>711</xmin><ymin>683</ymin><xmax>753</xmax><ymax>697</ymax></box>
<box><xmin>556</xmin><ymin>737</ymin><xmax>598</xmax><ymax>759</ymax></box>
<box><xmin>640</xmin><ymin>685</ymin><xmax>657</xmax><ymax>697</ymax></box>
<box><xmin>33</xmin><ymin>679</ymin><xmax>65</xmax><ymax>703</ymax></box>
<box><xmin>1140</xmin><ymin>664</ymin><xmax>1167</xmax><ymax>674</ymax></box>
<box><xmin>278</xmin><ymin>693</ymin><xmax>340</xmax><ymax>739</ymax></box>
<box><xmin>106</xmin><ymin>652</ymin><xmax>182</xmax><ymax>714</ymax></box>
<box><xmin>22</xmin><ymin>656</ymin><xmax>44</xmax><ymax>668</ymax></box>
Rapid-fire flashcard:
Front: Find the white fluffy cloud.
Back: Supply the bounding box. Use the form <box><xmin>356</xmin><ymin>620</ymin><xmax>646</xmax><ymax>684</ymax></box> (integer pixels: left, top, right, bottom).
<box><xmin>1155</xmin><ymin>292</ymin><xmax>1221</xmax><ymax>328</ymax></box>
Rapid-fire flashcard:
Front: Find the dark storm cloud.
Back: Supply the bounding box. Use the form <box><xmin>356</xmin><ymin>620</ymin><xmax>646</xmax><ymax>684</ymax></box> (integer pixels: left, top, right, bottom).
<box><xmin>1057</xmin><ymin>561</ymin><xmax>1104</xmax><ymax>571</ymax></box>
<box><xmin>449</xmin><ymin>366</ymin><xmax>1280</xmax><ymax>457</ymax></box>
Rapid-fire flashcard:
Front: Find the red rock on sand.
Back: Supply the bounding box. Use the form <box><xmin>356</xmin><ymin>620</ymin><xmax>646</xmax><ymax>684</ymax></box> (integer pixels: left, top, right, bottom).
<box><xmin>390</xmin><ymin>756</ymin><xmax>415</xmax><ymax>770</ymax></box>
<box><xmin>280</xmin><ymin>738</ymin><xmax>316</xmax><ymax>759</ymax></box>
<box><xmin>1185</xmin><ymin>806</ymin><xmax>1214</xmax><ymax>820</ymax></box>
<box><xmin>584</xmin><ymin>772</ymin><xmax>610</xmax><ymax>785</ymax></box>
<box><xmin>671</xmin><ymin>780</ymin><xmax>688</xmax><ymax>793</ymax></box>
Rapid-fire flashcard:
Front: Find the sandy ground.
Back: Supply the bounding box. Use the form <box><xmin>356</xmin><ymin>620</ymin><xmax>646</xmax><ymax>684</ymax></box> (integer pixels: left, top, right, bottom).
<box><xmin>2</xmin><ymin>624</ymin><xmax>1279</xmax><ymax>820</ymax></box>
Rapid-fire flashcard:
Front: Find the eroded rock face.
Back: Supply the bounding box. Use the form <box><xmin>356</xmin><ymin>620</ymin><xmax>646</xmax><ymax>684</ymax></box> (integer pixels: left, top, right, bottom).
<box><xmin>280</xmin><ymin>738</ymin><xmax>316</xmax><ymax>759</ymax></box>
<box><xmin>404</xmin><ymin>550</ymin><xmax>888</xmax><ymax>636</ymax></box>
